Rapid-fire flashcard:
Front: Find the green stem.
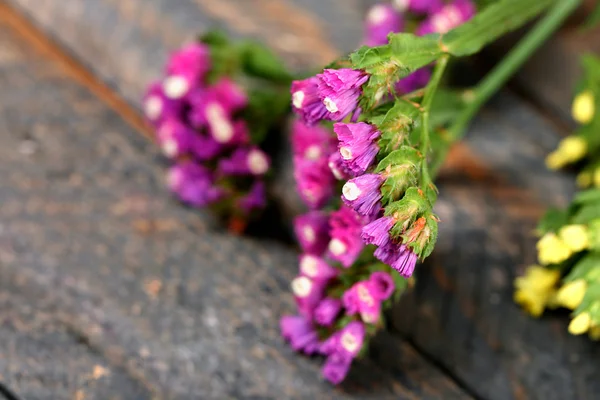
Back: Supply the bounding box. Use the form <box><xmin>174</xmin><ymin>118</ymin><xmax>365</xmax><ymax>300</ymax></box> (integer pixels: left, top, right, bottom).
<box><xmin>420</xmin><ymin>55</ymin><xmax>450</xmax><ymax>186</ymax></box>
<box><xmin>431</xmin><ymin>0</ymin><xmax>582</xmax><ymax>177</ymax></box>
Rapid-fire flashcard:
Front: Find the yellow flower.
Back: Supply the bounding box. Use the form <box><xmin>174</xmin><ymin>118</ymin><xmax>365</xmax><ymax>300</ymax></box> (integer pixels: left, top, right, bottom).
<box><xmin>554</xmin><ymin>279</ymin><xmax>587</xmax><ymax>310</ymax></box>
<box><xmin>577</xmin><ymin>171</ymin><xmax>592</xmax><ymax>188</ymax></box>
<box><xmin>594</xmin><ymin>168</ymin><xmax>600</xmax><ymax>188</ymax></box>
<box><xmin>514</xmin><ymin>266</ymin><xmax>560</xmax><ymax>317</ymax></box>
<box><xmin>569</xmin><ymin>312</ymin><xmax>591</xmax><ymax>335</ymax></box>
<box><xmin>560</xmin><ymin>136</ymin><xmax>588</xmax><ymax>161</ymax></box>
<box><xmin>558</xmin><ymin>225</ymin><xmax>590</xmax><ymax>253</ymax></box>
<box><xmin>545</xmin><ymin>151</ymin><xmax>566</xmax><ymax>170</ymax></box>
<box><xmin>589</xmin><ymin>325</ymin><xmax>600</xmax><ymax>340</ymax></box>
<box><xmin>572</xmin><ymin>90</ymin><xmax>595</xmax><ymax>125</ymax></box>
<box><xmin>537</xmin><ymin>233</ymin><xmax>572</xmax><ymax>265</ymax></box>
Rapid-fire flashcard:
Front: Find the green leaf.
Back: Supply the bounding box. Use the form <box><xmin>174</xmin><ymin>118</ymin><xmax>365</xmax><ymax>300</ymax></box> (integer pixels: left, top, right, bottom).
<box><xmin>573</xmin><ymin>204</ymin><xmax>600</xmax><ymax>225</ymax></box>
<box><xmin>238</xmin><ymin>41</ymin><xmax>294</xmax><ymax>84</ymax></box>
<box><xmin>387</xmin><ymin>34</ymin><xmax>443</xmax><ymax>73</ymax></box>
<box><xmin>574</xmin><ymin>189</ymin><xmax>600</xmax><ymax>205</ymax></box>
<box><xmin>443</xmin><ymin>0</ymin><xmax>555</xmax><ymax>56</ymax></box>
<box><xmin>537</xmin><ymin>207</ymin><xmax>570</xmax><ymax>234</ymax></box>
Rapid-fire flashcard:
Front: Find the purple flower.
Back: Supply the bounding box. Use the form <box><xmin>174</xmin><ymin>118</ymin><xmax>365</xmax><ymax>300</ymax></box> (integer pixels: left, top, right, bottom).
<box><xmin>393</xmin><ymin>0</ymin><xmax>443</xmax><ymax>14</ymax></box>
<box><xmin>322</xmin><ymin>352</ymin><xmax>353</xmax><ymax>385</ymax></box>
<box><xmin>314</xmin><ymin>298</ymin><xmax>343</xmax><ymax>327</ymax></box>
<box><xmin>334</xmin><ymin>122</ymin><xmax>380</xmax><ymax>174</ymax></box>
<box><xmin>328</xmin><ymin>152</ymin><xmax>353</xmax><ymax>181</ymax></box>
<box><xmin>337</xmin><ymin>321</ymin><xmax>366</xmax><ymax>357</ymax></box>
<box><xmin>294</xmin><ymin>212</ymin><xmax>331</xmax><ymax>255</ymax></box>
<box><xmin>396</xmin><ymin>68</ymin><xmax>432</xmax><ymax>94</ymax></box>
<box><xmin>143</xmin><ymin>82</ymin><xmax>182</xmax><ymax>125</ymax></box>
<box><xmin>375</xmin><ymin>243</ymin><xmax>418</xmax><ymax>277</ymax></box>
<box><xmin>291</xmin><ymin>119</ymin><xmax>336</xmax><ymax>162</ymax></box>
<box><xmin>167</xmin><ymin>162</ymin><xmax>224</xmax><ymax>207</ymax></box>
<box><xmin>238</xmin><ymin>180</ymin><xmax>266</xmax><ymax>214</ymax></box>
<box><xmin>280</xmin><ymin>315</ymin><xmax>321</xmax><ymax>355</ymax></box>
<box><xmin>317</xmin><ymin>69</ymin><xmax>369</xmax><ymax>122</ymax></box>
<box><xmin>299</xmin><ymin>255</ymin><xmax>338</xmax><ymax>282</ymax></box>
<box><xmin>364</xmin><ymin>4</ymin><xmax>404</xmax><ymax>46</ymax></box>
<box><xmin>291</xmin><ymin>275</ymin><xmax>327</xmax><ymax>319</ymax></box>
<box><xmin>163</xmin><ymin>43</ymin><xmax>210</xmax><ymax>99</ymax></box>
<box><xmin>362</xmin><ymin>216</ymin><xmax>395</xmax><ymax>247</ymax></box>
<box><xmin>219</xmin><ymin>147</ymin><xmax>270</xmax><ymax>176</ymax></box>
<box><xmin>156</xmin><ymin>118</ymin><xmax>195</xmax><ymax>158</ymax></box>
<box><xmin>328</xmin><ymin>205</ymin><xmax>365</xmax><ymax>267</ymax></box>
<box><xmin>416</xmin><ymin>0</ymin><xmax>476</xmax><ymax>35</ymax></box>
<box><xmin>342</xmin><ymin>281</ymin><xmax>381</xmax><ymax>324</ymax></box>
<box><xmin>212</xmin><ymin>78</ymin><xmax>248</xmax><ymax>112</ymax></box>
<box><xmin>291</xmin><ymin>77</ymin><xmax>329</xmax><ymax>125</ymax></box>
<box><xmin>369</xmin><ymin>271</ymin><xmax>395</xmax><ymax>300</ymax></box>
<box><xmin>294</xmin><ymin>157</ymin><xmax>335</xmax><ymax>209</ymax></box>
<box><xmin>341</xmin><ymin>174</ymin><xmax>384</xmax><ymax>217</ymax></box>
<box><xmin>190</xmin><ymin>133</ymin><xmax>223</xmax><ymax>161</ymax></box>
<box><xmin>189</xmin><ymin>94</ymin><xmax>237</xmax><ymax>143</ymax></box>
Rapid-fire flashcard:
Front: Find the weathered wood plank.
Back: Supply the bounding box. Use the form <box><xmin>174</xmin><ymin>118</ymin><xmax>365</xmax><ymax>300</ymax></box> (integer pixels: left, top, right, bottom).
<box><xmin>0</xmin><ymin>13</ymin><xmax>471</xmax><ymax>400</ymax></box>
<box><xmin>3</xmin><ymin>0</ymin><xmax>366</xmax><ymax>109</ymax></box>
<box><xmin>392</xmin><ymin>92</ymin><xmax>600</xmax><ymax>400</ymax></box>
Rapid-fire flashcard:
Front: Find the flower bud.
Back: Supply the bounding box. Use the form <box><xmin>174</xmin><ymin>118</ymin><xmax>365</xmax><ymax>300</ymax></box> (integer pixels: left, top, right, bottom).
<box><xmin>569</xmin><ymin>312</ymin><xmax>592</xmax><ymax>335</ymax></box>
<box><xmin>555</xmin><ymin>279</ymin><xmax>587</xmax><ymax>310</ymax></box>
<box><xmin>558</xmin><ymin>225</ymin><xmax>590</xmax><ymax>253</ymax></box>
<box><xmin>572</xmin><ymin>90</ymin><xmax>595</xmax><ymax>125</ymax></box>
<box><xmin>536</xmin><ymin>233</ymin><xmax>572</xmax><ymax>265</ymax></box>
<box><xmin>514</xmin><ymin>265</ymin><xmax>560</xmax><ymax>317</ymax></box>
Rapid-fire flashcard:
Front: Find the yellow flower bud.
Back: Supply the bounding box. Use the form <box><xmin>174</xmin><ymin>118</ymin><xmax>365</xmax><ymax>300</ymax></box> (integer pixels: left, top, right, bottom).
<box><xmin>514</xmin><ymin>266</ymin><xmax>560</xmax><ymax>317</ymax></box>
<box><xmin>558</xmin><ymin>136</ymin><xmax>588</xmax><ymax>162</ymax></box>
<box><xmin>569</xmin><ymin>312</ymin><xmax>591</xmax><ymax>335</ymax></box>
<box><xmin>577</xmin><ymin>171</ymin><xmax>592</xmax><ymax>188</ymax></box>
<box><xmin>572</xmin><ymin>90</ymin><xmax>595</xmax><ymax>125</ymax></box>
<box><xmin>537</xmin><ymin>233</ymin><xmax>572</xmax><ymax>265</ymax></box>
<box><xmin>559</xmin><ymin>225</ymin><xmax>590</xmax><ymax>253</ymax></box>
<box><xmin>594</xmin><ymin>168</ymin><xmax>600</xmax><ymax>188</ymax></box>
<box><xmin>589</xmin><ymin>325</ymin><xmax>600</xmax><ymax>341</ymax></box>
<box><xmin>545</xmin><ymin>151</ymin><xmax>566</xmax><ymax>170</ymax></box>
<box><xmin>555</xmin><ymin>279</ymin><xmax>587</xmax><ymax>310</ymax></box>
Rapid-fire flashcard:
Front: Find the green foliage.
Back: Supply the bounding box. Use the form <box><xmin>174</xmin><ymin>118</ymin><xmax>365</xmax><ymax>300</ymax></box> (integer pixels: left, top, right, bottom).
<box><xmin>582</xmin><ymin>3</ymin><xmax>600</xmax><ymax>30</ymax></box>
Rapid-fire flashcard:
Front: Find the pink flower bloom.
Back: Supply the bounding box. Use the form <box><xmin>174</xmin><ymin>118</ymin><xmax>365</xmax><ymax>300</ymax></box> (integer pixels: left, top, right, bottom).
<box><xmin>341</xmin><ymin>174</ymin><xmax>384</xmax><ymax>217</ymax></box>
<box><xmin>294</xmin><ymin>157</ymin><xmax>335</xmax><ymax>209</ymax></box>
<box><xmin>328</xmin><ymin>152</ymin><xmax>353</xmax><ymax>181</ymax></box>
<box><xmin>212</xmin><ymin>78</ymin><xmax>248</xmax><ymax>111</ymax></box>
<box><xmin>299</xmin><ymin>255</ymin><xmax>338</xmax><ymax>282</ymax></box>
<box><xmin>218</xmin><ymin>147</ymin><xmax>270</xmax><ymax>176</ymax></box>
<box><xmin>369</xmin><ymin>271</ymin><xmax>395</xmax><ymax>300</ymax></box>
<box><xmin>280</xmin><ymin>315</ymin><xmax>321</xmax><ymax>355</ymax></box>
<box><xmin>416</xmin><ymin>0</ymin><xmax>476</xmax><ymax>35</ymax></box>
<box><xmin>396</xmin><ymin>68</ymin><xmax>432</xmax><ymax>94</ymax></box>
<box><xmin>291</xmin><ymin>275</ymin><xmax>327</xmax><ymax>319</ymax></box>
<box><xmin>393</xmin><ymin>0</ymin><xmax>443</xmax><ymax>14</ymax></box>
<box><xmin>291</xmin><ymin>119</ymin><xmax>335</xmax><ymax>162</ymax></box>
<box><xmin>314</xmin><ymin>297</ymin><xmax>343</xmax><ymax>327</ymax></box>
<box><xmin>374</xmin><ymin>242</ymin><xmax>418</xmax><ymax>277</ymax></box>
<box><xmin>156</xmin><ymin>118</ymin><xmax>195</xmax><ymax>158</ymax></box>
<box><xmin>361</xmin><ymin>216</ymin><xmax>395</xmax><ymax>247</ymax></box>
<box><xmin>364</xmin><ymin>3</ymin><xmax>404</xmax><ymax>46</ymax></box>
<box><xmin>317</xmin><ymin>69</ymin><xmax>369</xmax><ymax>122</ymax></box>
<box><xmin>143</xmin><ymin>82</ymin><xmax>182</xmax><ymax>125</ymax></box>
<box><xmin>334</xmin><ymin>122</ymin><xmax>381</xmax><ymax>174</ymax></box>
<box><xmin>328</xmin><ymin>205</ymin><xmax>365</xmax><ymax>267</ymax></box>
<box><xmin>335</xmin><ymin>321</ymin><xmax>366</xmax><ymax>357</ymax></box>
<box><xmin>190</xmin><ymin>133</ymin><xmax>223</xmax><ymax>161</ymax></box>
<box><xmin>163</xmin><ymin>43</ymin><xmax>210</xmax><ymax>99</ymax></box>
<box><xmin>291</xmin><ymin>77</ymin><xmax>329</xmax><ymax>126</ymax></box>
<box><xmin>238</xmin><ymin>180</ymin><xmax>266</xmax><ymax>213</ymax></box>
<box><xmin>167</xmin><ymin>161</ymin><xmax>224</xmax><ymax>207</ymax></box>
<box><xmin>342</xmin><ymin>281</ymin><xmax>381</xmax><ymax>323</ymax></box>
<box><xmin>294</xmin><ymin>212</ymin><xmax>331</xmax><ymax>256</ymax></box>
<box><xmin>322</xmin><ymin>352</ymin><xmax>353</xmax><ymax>385</ymax></box>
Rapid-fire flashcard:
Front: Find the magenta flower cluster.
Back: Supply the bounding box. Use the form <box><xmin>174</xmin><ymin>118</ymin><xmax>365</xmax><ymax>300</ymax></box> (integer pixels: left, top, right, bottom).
<box><xmin>144</xmin><ymin>42</ymin><xmax>270</xmax><ymax>216</ymax></box>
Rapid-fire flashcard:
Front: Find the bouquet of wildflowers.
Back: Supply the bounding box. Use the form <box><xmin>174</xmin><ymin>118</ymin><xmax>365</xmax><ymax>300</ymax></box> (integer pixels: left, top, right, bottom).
<box><xmin>143</xmin><ymin>32</ymin><xmax>292</xmax><ymax>231</ymax></box>
<box><xmin>515</xmin><ymin>54</ymin><xmax>600</xmax><ymax>339</ymax></box>
<box><xmin>280</xmin><ymin>0</ymin><xmax>582</xmax><ymax>384</ymax></box>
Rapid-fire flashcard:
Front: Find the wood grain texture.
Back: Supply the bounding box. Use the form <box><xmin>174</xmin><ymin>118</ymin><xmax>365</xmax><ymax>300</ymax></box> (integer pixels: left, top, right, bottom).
<box><xmin>0</xmin><ymin>15</ymin><xmax>471</xmax><ymax>400</ymax></box>
<box><xmin>4</xmin><ymin>0</ymin><xmax>365</xmax><ymax>109</ymax></box>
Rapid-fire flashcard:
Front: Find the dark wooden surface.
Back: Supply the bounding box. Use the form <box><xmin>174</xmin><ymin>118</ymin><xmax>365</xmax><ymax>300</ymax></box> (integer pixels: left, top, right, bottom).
<box><xmin>0</xmin><ymin>9</ymin><xmax>471</xmax><ymax>400</ymax></box>
<box><xmin>2</xmin><ymin>0</ymin><xmax>600</xmax><ymax>399</ymax></box>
